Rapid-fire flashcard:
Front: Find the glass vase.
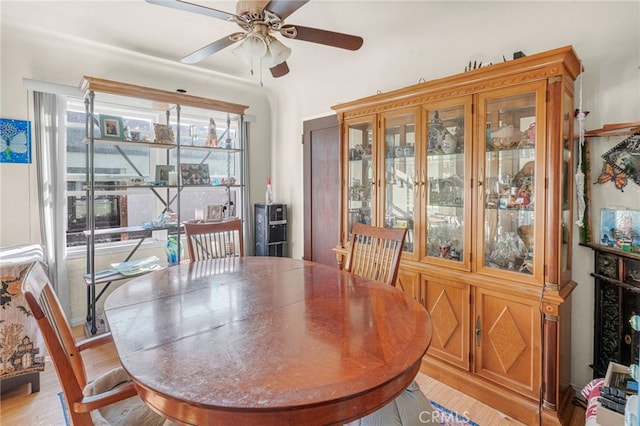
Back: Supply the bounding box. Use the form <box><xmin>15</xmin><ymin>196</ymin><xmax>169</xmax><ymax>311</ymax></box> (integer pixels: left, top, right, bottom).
<box><xmin>165</xmin><ymin>235</ymin><xmax>183</xmax><ymax>265</ymax></box>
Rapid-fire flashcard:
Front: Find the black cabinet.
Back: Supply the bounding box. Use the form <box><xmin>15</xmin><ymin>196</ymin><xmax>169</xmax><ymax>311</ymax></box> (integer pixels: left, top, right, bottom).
<box><xmin>591</xmin><ymin>246</ymin><xmax>640</xmax><ymax>378</ymax></box>
<box><xmin>255</xmin><ymin>204</ymin><xmax>287</xmax><ymax>256</ymax></box>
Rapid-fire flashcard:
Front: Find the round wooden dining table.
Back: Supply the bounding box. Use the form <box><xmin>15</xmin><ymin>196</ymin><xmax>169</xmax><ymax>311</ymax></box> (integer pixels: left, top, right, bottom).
<box><xmin>104</xmin><ymin>256</ymin><xmax>432</xmax><ymax>426</ymax></box>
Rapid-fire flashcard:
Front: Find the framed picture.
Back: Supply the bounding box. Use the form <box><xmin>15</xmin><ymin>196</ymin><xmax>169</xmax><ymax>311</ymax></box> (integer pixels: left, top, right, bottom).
<box><xmin>206</xmin><ymin>204</ymin><xmax>223</xmax><ymax>222</ymax></box>
<box><xmin>600</xmin><ymin>208</ymin><xmax>640</xmax><ymax>250</ymax></box>
<box><xmin>601</xmin><ymin>132</ymin><xmax>640</xmax><ymax>186</ymax></box>
<box><xmin>155</xmin><ymin>165</ymin><xmax>175</xmax><ymax>183</ymax></box>
<box><xmin>180</xmin><ymin>163</ymin><xmax>210</xmax><ymax>185</ymax></box>
<box><xmin>0</xmin><ymin>118</ymin><xmax>32</xmax><ymax>164</ymax></box>
<box><xmin>99</xmin><ymin>115</ymin><xmax>124</xmax><ymax>140</ymax></box>
<box><xmin>153</xmin><ymin>123</ymin><xmax>175</xmax><ymax>145</ymax></box>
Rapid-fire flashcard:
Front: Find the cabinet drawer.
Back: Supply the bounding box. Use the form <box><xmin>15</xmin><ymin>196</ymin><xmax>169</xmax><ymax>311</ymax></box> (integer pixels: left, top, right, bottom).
<box><xmin>625</xmin><ymin>258</ymin><xmax>640</xmax><ymax>286</ymax></box>
<box><xmin>596</xmin><ymin>252</ymin><xmax>618</xmax><ymax>279</ymax></box>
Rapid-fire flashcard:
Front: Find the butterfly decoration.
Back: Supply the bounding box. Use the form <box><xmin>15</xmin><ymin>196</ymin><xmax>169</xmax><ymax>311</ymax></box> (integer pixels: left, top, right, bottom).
<box><xmin>594</xmin><ymin>161</ymin><xmax>628</xmax><ymax>191</ymax></box>
<box><xmin>0</xmin><ymin>118</ymin><xmax>31</xmax><ymax>164</ymax></box>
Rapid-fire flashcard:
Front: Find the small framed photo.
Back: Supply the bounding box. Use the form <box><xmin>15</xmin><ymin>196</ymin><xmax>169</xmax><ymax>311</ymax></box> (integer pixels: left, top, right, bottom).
<box><xmin>99</xmin><ymin>115</ymin><xmax>124</xmax><ymax>140</ymax></box>
<box><xmin>153</xmin><ymin>123</ymin><xmax>175</xmax><ymax>145</ymax></box>
<box><xmin>180</xmin><ymin>163</ymin><xmax>210</xmax><ymax>185</ymax></box>
<box><xmin>155</xmin><ymin>165</ymin><xmax>175</xmax><ymax>183</ymax></box>
<box><xmin>206</xmin><ymin>204</ymin><xmax>224</xmax><ymax>222</ymax></box>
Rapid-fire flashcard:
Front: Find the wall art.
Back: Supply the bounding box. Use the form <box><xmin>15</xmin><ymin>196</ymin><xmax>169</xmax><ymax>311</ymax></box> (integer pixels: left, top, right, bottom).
<box><xmin>600</xmin><ymin>208</ymin><xmax>640</xmax><ymax>251</ymax></box>
<box><xmin>0</xmin><ymin>118</ymin><xmax>31</xmax><ymax>164</ymax></box>
<box><xmin>602</xmin><ymin>131</ymin><xmax>640</xmax><ymax>186</ymax></box>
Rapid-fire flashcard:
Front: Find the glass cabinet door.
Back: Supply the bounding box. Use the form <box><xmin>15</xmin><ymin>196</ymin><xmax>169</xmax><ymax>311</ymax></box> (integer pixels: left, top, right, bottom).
<box><xmin>560</xmin><ymin>90</ymin><xmax>573</xmax><ymax>284</ymax></box>
<box><xmin>424</xmin><ymin>100</ymin><xmax>471</xmax><ymax>270</ymax></box>
<box><xmin>381</xmin><ymin>109</ymin><xmax>418</xmax><ymax>257</ymax></box>
<box><xmin>477</xmin><ymin>84</ymin><xmax>545</xmax><ymax>281</ymax></box>
<box><xmin>345</xmin><ymin>117</ymin><xmax>375</xmax><ymax>238</ymax></box>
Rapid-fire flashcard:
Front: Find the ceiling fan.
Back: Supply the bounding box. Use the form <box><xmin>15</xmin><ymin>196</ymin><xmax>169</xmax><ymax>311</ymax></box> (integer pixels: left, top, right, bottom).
<box><xmin>146</xmin><ymin>0</ymin><xmax>364</xmax><ymax>78</ymax></box>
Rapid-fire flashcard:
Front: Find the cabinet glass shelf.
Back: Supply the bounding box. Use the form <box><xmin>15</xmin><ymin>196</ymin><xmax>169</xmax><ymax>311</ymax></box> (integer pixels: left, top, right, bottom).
<box><xmin>482</xmin><ymin>91</ymin><xmax>537</xmax><ymax>275</ymax></box>
<box><xmin>85</xmin><ymin>137</ymin><xmax>243</xmax><ymax>153</ymax></box>
<box><xmin>84</xmin><ymin>137</ymin><xmax>176</xmax><ymax>149</ymax></box>
<box><xmin>425</xmin><ymin>103</ymin><xmax>466</xmax><ymax>264</ymax></box>
<box><xmin>383</xmin><ymin>111</ymin><xmax>416</xmax><ymax>256</ymax></box>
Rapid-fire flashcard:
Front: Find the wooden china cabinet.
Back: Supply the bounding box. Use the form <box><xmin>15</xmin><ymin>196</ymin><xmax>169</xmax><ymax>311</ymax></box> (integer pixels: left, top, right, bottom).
<box><xmin>332</xmin><ymin>46</ymin><xmax>581</xmax><ymax>425</ymax></box>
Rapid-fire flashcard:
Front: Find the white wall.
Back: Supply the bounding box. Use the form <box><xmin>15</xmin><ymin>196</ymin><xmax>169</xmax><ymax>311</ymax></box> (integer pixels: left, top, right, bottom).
<box><xmin>2</xmin><ymin>1</ymin><xmax>639</xmax><ymax>391</ymax></box>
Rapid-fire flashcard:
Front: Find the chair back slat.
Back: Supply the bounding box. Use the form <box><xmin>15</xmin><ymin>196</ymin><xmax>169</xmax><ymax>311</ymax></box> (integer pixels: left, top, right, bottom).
<box><xmin>345</xmin><ymin>223</ymin><xmax>407</xmax><ymax>286</ymax></box>
<box><xmin>185</xmin><ymin>219</ymin><xmax>244</xmax><ymax>262</ymax></box>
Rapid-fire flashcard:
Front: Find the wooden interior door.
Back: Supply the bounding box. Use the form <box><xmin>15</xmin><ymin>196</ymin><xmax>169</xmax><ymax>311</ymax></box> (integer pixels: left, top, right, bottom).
<box><xmin>303</xmin><ymin>115</ymin><xmax>340</xmax><ymax>267</ymax></box>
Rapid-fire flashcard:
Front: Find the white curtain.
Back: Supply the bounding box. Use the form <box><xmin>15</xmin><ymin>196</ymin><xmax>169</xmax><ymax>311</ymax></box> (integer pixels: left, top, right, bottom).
<box><xmin>33</xmin><ymin>91</ymin><xmax>70</xmax><ymax>316</ymax></box>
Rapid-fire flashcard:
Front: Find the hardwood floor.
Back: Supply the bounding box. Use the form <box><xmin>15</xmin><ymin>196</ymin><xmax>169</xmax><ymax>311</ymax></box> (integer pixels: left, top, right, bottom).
<box><xmin>1</xmin><ymin>326</ymin><xmax>586</xmax><ymax>425</ymax></box>
<box><xmin>1</xmin><ymin>326</ymin><xmax>119</xmax><ymax>426</ymax></box>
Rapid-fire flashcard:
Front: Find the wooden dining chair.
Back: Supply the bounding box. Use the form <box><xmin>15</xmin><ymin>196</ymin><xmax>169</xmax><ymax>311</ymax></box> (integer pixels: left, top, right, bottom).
<box><xmin>21</xmin><ymin>262</ymin><xmax>168</xmax><ymax>426</ymax></box>
<box><xmin>343</xmin><ymin>224</ymin><xmax>433</xmax><ymax>425</ymax></box>
<box><xmin>345</xmin><ymin>222</ymin><xmax>407</xmax><ymax>286</ymax></box>
<box><xmin>184</xmin><ymin>219</ymin><xmax>244</xmax><ymax>261</ymax></box>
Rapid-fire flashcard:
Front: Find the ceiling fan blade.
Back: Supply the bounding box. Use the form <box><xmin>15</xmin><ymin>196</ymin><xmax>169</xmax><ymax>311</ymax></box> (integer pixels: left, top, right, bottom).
<box><xmin>181</xmin><ymin>34</ymin><xmax>241</xmax><ymax>64</ymax></box>
<box><xmin>270</xmin><ymin>61</ymin><xmax>290</xmax><ymax>78</ymax></box>
<box><xmin>264</xmin><ymin>0</ymin><xmax>309</xmax><ymax>20</ymax></box>
<box><xmin>284</xmin><ymin>25</ymin><xmax>363</xmax><ymax>51</ymax></box>
<box><xmin>145</xmin><ymin>0</ymin><xmax>237</xmax><ymax>21</ymax></box>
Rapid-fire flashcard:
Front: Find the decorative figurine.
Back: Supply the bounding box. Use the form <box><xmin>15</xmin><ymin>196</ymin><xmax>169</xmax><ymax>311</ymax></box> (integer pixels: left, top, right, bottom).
<box><xmin>206</xmin><ymin>118</ymin><xmax>218</xmax><ymax>147</ymax></box>
<box><xmin>428</xmin><ymin>111</ymin><xmax>445</xmax><ymax>153</ymax></box>
<box><xmin>441</xmin><ymin>132</ymin><xmax>457</xmax><ymax>154</ymax></box>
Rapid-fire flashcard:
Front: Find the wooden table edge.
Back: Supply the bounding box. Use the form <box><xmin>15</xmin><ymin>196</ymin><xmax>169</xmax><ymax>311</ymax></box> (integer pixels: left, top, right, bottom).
<box><xmin>133</xmin><ymin>359</ymin><xmax>424</xmax><ymax>426</ymax></box>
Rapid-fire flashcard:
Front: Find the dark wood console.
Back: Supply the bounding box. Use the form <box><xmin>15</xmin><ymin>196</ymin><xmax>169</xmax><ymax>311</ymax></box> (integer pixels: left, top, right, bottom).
<box><xmin>588</xmin><ymin>244</ymin><xmax>640</xmax><ymax>378</ymax></box>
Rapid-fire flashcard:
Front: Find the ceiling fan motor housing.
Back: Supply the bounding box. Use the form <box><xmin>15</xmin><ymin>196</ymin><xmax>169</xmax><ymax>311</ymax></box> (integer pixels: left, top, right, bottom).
<box><xmin>236</xmin><ymin>0</ymin><xmax>268</xmax><ymax>16</ymax></box>
<box><xmin>234</xmin><ymin>0</ymin><xmax>285</xmax><ymax>33</ymax></box>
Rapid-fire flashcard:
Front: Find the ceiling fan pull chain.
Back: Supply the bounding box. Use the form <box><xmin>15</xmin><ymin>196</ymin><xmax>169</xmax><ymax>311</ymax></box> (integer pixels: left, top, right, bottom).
<box><xmin>260</xmin><ymin>60</ymin><xmax>264</xmax><ymax>87</ymax></box>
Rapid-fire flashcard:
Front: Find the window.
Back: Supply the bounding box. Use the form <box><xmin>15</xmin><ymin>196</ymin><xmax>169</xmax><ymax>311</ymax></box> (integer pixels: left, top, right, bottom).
<box><xmin>64</xmin><ymin>97</ymin><xmax>245</xmax><ymax>248</ymax></box>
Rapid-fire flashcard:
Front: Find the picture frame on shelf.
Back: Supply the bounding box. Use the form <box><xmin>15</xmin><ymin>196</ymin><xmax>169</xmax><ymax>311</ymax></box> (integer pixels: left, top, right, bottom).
<box><xmin>600</xmin><ymin>208</ymin><xmax>640</xmax><ymax>251</ymax></box>
<box><xmin>155</xmin><ymin>165</ymin><xmax>175</xmax><ymax>184</ymax></box>
<box><xmin>153</xmin><ymin>123</ymin><xmax>175</xmax><ymax>145</ymax></box>
<box><xmin>99</xmin><ymin>115</ymin><xmax>124</xmax><ymax>140</ymax></box>
<box><xmin>206</xmin><ymin>204</ymin><xmax>223</xmax><ymax>222</ymax></box>
<box><xmin>180</xmin><ymin>163</ymin><xmax>210</xmax><ymax>185</ymax></box>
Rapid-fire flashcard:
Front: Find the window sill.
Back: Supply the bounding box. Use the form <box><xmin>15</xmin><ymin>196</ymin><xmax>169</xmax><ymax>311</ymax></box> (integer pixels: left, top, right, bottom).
<box><xmin>66</xmin><ymin>236</ymin><xmax>182</xmax><ymax>260</ymax></box>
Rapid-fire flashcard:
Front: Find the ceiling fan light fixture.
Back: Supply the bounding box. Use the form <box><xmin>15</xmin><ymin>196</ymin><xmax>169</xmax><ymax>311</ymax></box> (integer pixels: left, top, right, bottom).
<box><xmin>263</xmin><ymin>37</ymin><xmax>291</xmax><ymax>68</ymax></box>
<box><xmin>231</xmin><ymin>42</ymin><xmax>252</xmax><ymax>66</ymax></box>
<box><xmin>235</xmin><ymin>32</ymin><xmax>268</xmax><ymax>59</ymax></box>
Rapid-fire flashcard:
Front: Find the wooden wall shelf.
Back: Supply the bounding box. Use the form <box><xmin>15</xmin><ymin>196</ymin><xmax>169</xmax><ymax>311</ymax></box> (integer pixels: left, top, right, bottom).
<box><xmin>585</xmin><ymin>121</ymin><xmax>640</xmax><ymax>138</ymax></box>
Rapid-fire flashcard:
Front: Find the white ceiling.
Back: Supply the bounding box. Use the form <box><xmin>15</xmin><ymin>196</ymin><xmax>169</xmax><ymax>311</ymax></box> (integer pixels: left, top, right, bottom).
<box><xmin>2</xmin><ymin>0</ymin><xmax>396</xmax><ymax>84</ymax></box>
<box><xmin>2</xmin><ymin>1</ymin><xmax>638</xmax><ymax>104</ymax></box>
